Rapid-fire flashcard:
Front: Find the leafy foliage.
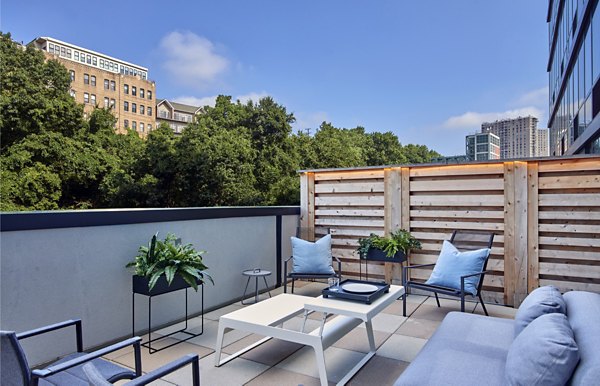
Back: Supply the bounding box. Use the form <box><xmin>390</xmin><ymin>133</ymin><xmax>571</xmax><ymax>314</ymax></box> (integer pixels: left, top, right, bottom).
<box><xmin>0</xmin><ymin>31</ymin><xmax>441</xmax><ymax>211</ymax></box>
<box><xmin>357</xmin><ymin>229</ymin><xmax>422</xmax><ymax>258</ymax></box>
<box><xmin>126</xmin><ymin>233</ymin><xmax>213</xmax><ymax>291</ymax></box>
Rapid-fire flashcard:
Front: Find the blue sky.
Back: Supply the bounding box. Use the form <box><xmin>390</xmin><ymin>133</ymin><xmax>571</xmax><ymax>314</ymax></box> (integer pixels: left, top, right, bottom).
<box><xmin>3</xmin><ymin>0</ymin><xmax>549</xmax><ymax>155</ymax></box>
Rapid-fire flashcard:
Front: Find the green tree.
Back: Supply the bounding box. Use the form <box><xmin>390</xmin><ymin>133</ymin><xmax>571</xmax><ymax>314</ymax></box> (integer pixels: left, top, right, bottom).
<box><xmin>0</xmin><ymin>32</ymin><xmax>84</xmax><ymax>150</ymax></box>
<box><xmin>365</xmin><ymin>131</ymin><xmax>408</xmax><ymax>166</ymax></box>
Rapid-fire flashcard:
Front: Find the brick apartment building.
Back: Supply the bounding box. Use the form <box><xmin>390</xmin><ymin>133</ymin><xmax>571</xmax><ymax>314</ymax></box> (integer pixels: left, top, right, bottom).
<box><xmin>31</xmin><ymin>37</ymin><xmax>156</xmax><ymax>135</ymax></box>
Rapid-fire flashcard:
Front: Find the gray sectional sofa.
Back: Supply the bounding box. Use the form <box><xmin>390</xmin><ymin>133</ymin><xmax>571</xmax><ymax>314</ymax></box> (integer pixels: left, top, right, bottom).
<box><xmin>395</xmin><ymin>289</ymin><xmax>600</xmax><ymax>386</ymax></box>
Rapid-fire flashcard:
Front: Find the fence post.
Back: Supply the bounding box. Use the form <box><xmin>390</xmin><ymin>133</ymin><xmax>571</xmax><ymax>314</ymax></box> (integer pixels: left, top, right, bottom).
<box><xmin>384</xmin><ymin>168</ymin><xmax>402</xmax><ymax>283</ymax></box>
<box><xmin>527</xmin><ymin>162</ymin><xmax>539</xmax><ymax>292</ymax></box>
<box><xmin>300</xmin><ymin>172</ymin><xmax>315</xmax><ymax>241</ymax></box>
<box><xmin>504</xmin><ymin>162</ymin><xmax>516</xmax><ymax>306</ymax></box>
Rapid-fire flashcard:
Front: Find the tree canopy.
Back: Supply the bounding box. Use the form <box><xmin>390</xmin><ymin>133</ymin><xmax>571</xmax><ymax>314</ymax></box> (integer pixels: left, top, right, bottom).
<box><xmin>0</xmin><ymin>32</ymin><xmax>440</xmax><ymax>210</ymax></box>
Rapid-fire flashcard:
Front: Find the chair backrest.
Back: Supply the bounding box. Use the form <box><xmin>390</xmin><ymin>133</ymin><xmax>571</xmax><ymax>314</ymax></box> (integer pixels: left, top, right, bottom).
<box><xmin>1</xmin><ymin>331</ymin><xmax>31</xmax><ymax>386</ymax></box>
<box><xmin>449</xmin><ymin>230</ymin><xmax>495</xmax><ymax>294</ymax></box>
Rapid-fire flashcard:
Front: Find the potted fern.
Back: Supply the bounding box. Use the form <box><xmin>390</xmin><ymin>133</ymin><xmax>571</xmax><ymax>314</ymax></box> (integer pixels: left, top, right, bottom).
<box><xmin>357</xmin><ymin>229</ymin><xmax>421</xmax><ymax>262</ymax></box>
<box><xmin>127</xmin><ymin>233</ymin><xmax>214</xmax><ymax>296</ymax></box>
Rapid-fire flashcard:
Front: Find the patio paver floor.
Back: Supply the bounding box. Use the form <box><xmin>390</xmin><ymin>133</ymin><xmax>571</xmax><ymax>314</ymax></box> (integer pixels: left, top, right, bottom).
<box><xmin>105</xmin><ymin>281</ymin><xmax>517</xmax><ymax>385</ymax></box>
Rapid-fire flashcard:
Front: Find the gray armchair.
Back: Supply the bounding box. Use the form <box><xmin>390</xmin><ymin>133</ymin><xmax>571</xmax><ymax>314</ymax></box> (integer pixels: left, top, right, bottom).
<box><xmin>0</xmin><ymin>318</ymin><xmax>198</xmax><ymax>386</ymax></box>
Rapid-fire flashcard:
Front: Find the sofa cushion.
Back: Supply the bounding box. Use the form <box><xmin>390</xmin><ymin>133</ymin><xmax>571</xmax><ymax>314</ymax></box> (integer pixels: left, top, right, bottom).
<box><xmin>514</xmin><ymin>285</ymin><xmax>566</xmax><ymax>337</ymax></box>
<box><xmin>563</xmin><ymin>291</ymin><xmax>600</xmax><ymax>385</ymax></box>
<box><xmin>290</xmin><ymin>234</ymin><xmax>335</xmax><ymax>274</ymax></box>
<box><xmin>425</xmin><ymin>240</ymin><xmax>490</xmax><ymax>296</ymax></box>
<box><xmin>505</xmin><ymin>313</ymin><xmax>579</xmax><ymax>386</ymax></box>
<box><xmin>395</xmin><ymin>312</ymin><xmax>514</xmax><ymax>386</ymax></box>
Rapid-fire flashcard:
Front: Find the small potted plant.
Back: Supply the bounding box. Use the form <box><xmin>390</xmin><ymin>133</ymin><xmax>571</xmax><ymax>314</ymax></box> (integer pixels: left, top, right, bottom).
<box><xmin>357</xmin><ymin>229</ymin><xmax>421</xmax><ymax>262</ymax></box>
<box><xmin>127</xmin><ymin>233</ymin><xmax>214</xmax><ymax>296</ymax></box>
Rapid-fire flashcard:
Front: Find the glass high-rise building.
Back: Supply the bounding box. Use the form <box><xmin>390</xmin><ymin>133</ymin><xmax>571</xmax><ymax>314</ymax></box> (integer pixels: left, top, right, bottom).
<box><xmin>548</xmin><ymin>0</ymin><xmax>600</xmax><ymax>155</ymax></box>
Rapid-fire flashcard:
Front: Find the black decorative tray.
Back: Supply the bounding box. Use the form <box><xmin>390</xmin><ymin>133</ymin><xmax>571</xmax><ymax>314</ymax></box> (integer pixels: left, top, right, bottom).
<box><xmin>322</xmin><ymin>279</ymin><xmax>390</xmax><ymax>304</ymax></box>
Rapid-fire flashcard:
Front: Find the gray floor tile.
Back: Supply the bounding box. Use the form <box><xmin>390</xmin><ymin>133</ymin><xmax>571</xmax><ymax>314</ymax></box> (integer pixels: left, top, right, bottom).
<box><xmin>244</xmin><ymin>365</ymin><xmax>331</xmax><ymax>386</ymax></box>
<box><xmin>395</xmin><ymin>318</ymin><xmax>441</xmax><ymax>339</ymax></box>
<box><xmin>222</xmin><ymin>335</ymin><xmax>304</xmax><ymax>366</ymax></box>
<box><xmin>377</xmin><ymin>334</ymin><xmax>427</xmax><ymax>362</ymax></box>
<box><xmin>347</xmin><ymin>356</ymin><xmax>409</xmax><ymax>385</ymax></box>
<box><xmin>332</xmin><ymin>328</ymin><xmax>391</xmax><ymax>353</ymax></box>
<box><xmin>204</xmin><ymin>303</ymin><xmax>244</xmax><ymax>321</ymax></box>
<box><xmin>355</xmin><ymin>312</ymin><xmax>406</xmax><ymax>333</ymax></box>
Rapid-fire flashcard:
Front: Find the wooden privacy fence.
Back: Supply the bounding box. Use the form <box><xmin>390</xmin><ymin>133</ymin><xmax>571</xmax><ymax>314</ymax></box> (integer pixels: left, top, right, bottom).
<box><xmin>299</xmin><ymin>156</ymin><xmax>600</xmax><ymax>307</ymax></box>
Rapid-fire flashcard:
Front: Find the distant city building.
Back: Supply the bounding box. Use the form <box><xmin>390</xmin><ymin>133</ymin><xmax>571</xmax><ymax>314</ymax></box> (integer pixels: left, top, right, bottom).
<box><xmin>466</xmin><ymin>132</ymin><xmax>501</xmax><ymax>161</ymax></box>
<box><xmin>547</xmin><ymin>0</ymin><xmax>599</xmax><ymax>155</ymax></box>
<box><xmin>156</xmin><ymin>99</ymin><xmax>201</xmax><ymax>134</ymax></box>
<box><xmin>30</xmin><ymin>37</ymin><xmax>156</xmax><ymax>135</ymax></box>
<box><xmin>537</xmin><ymin>128</ymin><xmax>550</xmax><ymax>157</ymax></box>
<box><xmin>481</xmin><ymin>116</ymin><xmax>547</xmax><ymax>159</ymax></box>
<box><xmin>431</xmin><ymin>155</ymin><xmax>471</xmax><ymax>164</ymax></box>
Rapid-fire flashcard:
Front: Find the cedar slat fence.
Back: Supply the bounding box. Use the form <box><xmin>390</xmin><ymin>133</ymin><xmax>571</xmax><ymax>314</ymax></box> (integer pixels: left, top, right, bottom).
<box><xmin>299</xmin><ymin>156</ymin><xmax>600</xmax><ymax>307</ymax></box>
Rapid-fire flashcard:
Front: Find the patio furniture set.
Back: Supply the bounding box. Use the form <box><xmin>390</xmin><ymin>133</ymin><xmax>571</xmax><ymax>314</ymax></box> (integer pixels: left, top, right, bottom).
<box><xmin>3</xmin><ymin>229</ymin><xmax>598</xmax><ymax>385</ymax></box>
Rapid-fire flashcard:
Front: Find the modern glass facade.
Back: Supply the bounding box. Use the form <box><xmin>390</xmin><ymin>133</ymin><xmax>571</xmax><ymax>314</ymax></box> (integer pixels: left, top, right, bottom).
<box><xmin>548</xmin><ymin>0</ymin><xmax>600</xmax><ymax>155</ymax></box>
<box><xmin>466</xmin><ymin>133</ymin><xmax>501</xmax><ymax>161</ymax></box>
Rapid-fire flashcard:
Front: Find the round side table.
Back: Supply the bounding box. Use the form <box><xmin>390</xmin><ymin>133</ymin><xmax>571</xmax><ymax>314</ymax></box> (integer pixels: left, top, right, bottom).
<box><xmin>241</xmin><ymin>269</ymin><xmax>272</xmax><ymax>304</ymax></box>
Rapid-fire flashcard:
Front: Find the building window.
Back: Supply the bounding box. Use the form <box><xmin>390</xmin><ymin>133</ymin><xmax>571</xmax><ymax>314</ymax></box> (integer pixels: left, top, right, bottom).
<box><xmin>70</xmin><ymin>70</ymin><xmax>75</xmax><ymax>82</ymax></box>
<box><xmin>132</xmin><ymin>103</ymin><xmax>137</xmax><ymax>113</ymax></box>
<box><xmin>92</xmin><ymin>57</ymin><xmax>97</xmax><ymax>66</ymax></box>
<box><xmin>147</xmin><ymin>106</ymin><xmax>152</xmax><ymax>116</ymax></box>
<box><xmin>132</xmin><ymin>121</ymin><xmax>137</xmax><ymax>130</ymax></box>
<box><xmin>91</xmin><ymin>75</ymin><xmax>96</xmax><ymax>86</ymax></box>
<box><xmin>148</xmin><ymin>91</ymin><xmax>152</xmax><ymax>100</ymax></box>
<box><xmin>104</xmin><ymin>97</ymin><xmax>109</xmax><ymax>108</ymax></box>
<box><xmin>148</xmin><ymin>124</ymin><xmax>152</xmax><ymax>131</ymax></box>
<box><xmin>91</xmin><ymin>94</ymin><xmax>96</xmax><ymax>105</ymax></box>
<box><xmin>132</xmin><ymin>86</ymin><xmax>137</xmax><ymax>96</ymax></box>
<box><xmin>140</xmin><ymin>123</ymin><xmax>144</xmax><ymax>132</ymax></box>
<box><xmin>104</xmin><ymin>79</ymin><xmax>109</xmax><ymax>89</ymax></box>
<box><xmin>124</xmin><ymin>84</ymin><xmax>129</xmax><ymax>94</ymax></box>
<box><xmin>60</xmin><ymin>46</ymin><xmax>66</xmax><ymax>57</ymax></box>
<box><xmin>110</xmin><ymin>80</ymin><xmax>116</xmax><ymax>91</ymax></box>
<box><xmin>84</xmin><ymin>74</ymin><xmax>89</xmax><ymax>85</ymax></box>
<box><xmin>74</xmin><ymin>51</ymin><xmax>79</xmax><ymax>61</ymax></box>
<box><xmin>84</xmin><ymin>93</ymin><xmax>89</xmax><ymax>104</ymax></box>
<box><xmin>110</xmin><ymin>99</ymin><xmax>116</xmax><ymax>109</ymax></box>
<box><xmin>124</xmin><ymin>119</ymin><xmax>129</xmax><ymax>128</ymax></box>
<box><xmin>80</xmin><ymin>54</ymin><xmax>85</xmax><ymax>63</ymax></box>
<box><xmin>124</xmin><ymin>101</ymin><xmax>129</xmax><ymax>111</ymax></box>
<box><xmin>140</xmin><ymin>89</ymin><xmax>145</xmax><ymax>98</ymax></box>
<box><xmin>86</xmin><ymin>55</ymin><xmax>91</xmax><ymax>64</ymax></box>
<box><xmin>66</xmin><ymin>49</ymin><xmax>71</xmax><ymax>59</ymax></box>
<box><xmin>140</xmin><ymin>105</ymin><xmax>145</xmax><ymax>115</ymax></box>
<box><xmin>69</xmin><ymin>89</ymin><xmax>76</xmax><ymax>98</ymax></box>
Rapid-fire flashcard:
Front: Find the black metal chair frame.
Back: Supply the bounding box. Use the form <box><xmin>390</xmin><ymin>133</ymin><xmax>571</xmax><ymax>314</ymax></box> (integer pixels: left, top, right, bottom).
<box><xmin>4</xmin><ymin>319</ymin><xmax>141</xmax><ymax>386</ymax></box>
<box><xmin>284</xmin><ymin>255</ymin><xmax>342</xmax><ymax>293</ymax></box>
<box><xmin>402</xmin><ymin>230</ymin><xmax>495</xmax><ymax>317</ymax></box>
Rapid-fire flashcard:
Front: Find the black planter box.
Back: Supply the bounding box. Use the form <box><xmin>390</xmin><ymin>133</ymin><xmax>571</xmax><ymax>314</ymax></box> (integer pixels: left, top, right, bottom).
<box><xmin>365</xmin><ymin>248</ymin><xmax>407</xmax><ymax>263</ymax></box>
<box><xmin>133</xmin><ymin>275</ymin><xmax>200</xmax><ymax>296</ymax></box>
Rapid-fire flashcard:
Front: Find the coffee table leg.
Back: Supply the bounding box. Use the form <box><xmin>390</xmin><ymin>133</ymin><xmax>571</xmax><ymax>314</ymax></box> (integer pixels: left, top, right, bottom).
<box><xmin>313</xmin><ymin>344</ymin><xmax>328</xmax><ymax>386</ymax></box>
<box><xmin>214</xmin><ymin>323</ymin><xmax>226</xmax><ymax>366</ymax></box>
<box><xmin>365</xmin><ymin>320</ymin><xmax>376</xmax><ymax>352</ymax></box>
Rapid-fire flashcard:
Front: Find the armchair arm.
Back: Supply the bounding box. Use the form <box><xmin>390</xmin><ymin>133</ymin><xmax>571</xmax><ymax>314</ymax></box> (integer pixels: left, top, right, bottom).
<box><xmin>460</xmin><ymin>271</ymin><xmax>490</xmax><ymax>294</ymax></box>
<box><xmin>125</xmin><ymin>354</ymin><xmax>200</xmax><ymax>386</ymax></box>
<box><xmin>32</xmin><ymin>337</ymin><xmax>142</xmax><ymax>379</ymax></box>
<box><xmin>403</xmin><ymin>263</ymin><xmax>436</xmax><ymax>287</ymax></box>
<box><xmin>17</xmin><ymin>319</ymin><xmax>83</xmax><ymax>353</ymax></box>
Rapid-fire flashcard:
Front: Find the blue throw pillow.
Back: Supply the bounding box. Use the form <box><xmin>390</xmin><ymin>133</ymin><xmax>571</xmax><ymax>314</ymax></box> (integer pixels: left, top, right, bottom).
<box><xmin>291</xmin><ymin>234</ymin><xmax>335</xmax><ymax>274</ymax></box>
<box><xmin>425</xmin><ymin>240</ymin><xmax>490</xmax><ymax>296</ymax></box>
<box><xmin>505</xmin><ymin>313</ymin><xmax>579</xmax><ymax>386</ymax></box>
<box><xmin>514</xmin><ymin>285</ymin><xmax>566</xmax><ymax>337</ymax></box>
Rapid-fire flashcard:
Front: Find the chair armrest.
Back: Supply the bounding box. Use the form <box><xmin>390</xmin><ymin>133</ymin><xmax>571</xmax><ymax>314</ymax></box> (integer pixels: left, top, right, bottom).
<box><xmin>460</xmin><ymin>270</ymin><xmax>489</xmax><ymax>280</ymax></box>
<box><xmin>17</xmin><ymin>319</ymin><xmax>83</xmax><ymax>352</ymax></box>
<box><xmin>404</xmin><ymin>263</ymin><xmax>435</xmax><ymax>270</ymax></box>
<box><xmin>125</xmin><ymin>354</ymin><xmax>200</xmax><ymax>386</ymax></box>
<box><xmin>32</xmin><ymin>337</ymin><xmax>142</xmax><ymax>379</ymax></box>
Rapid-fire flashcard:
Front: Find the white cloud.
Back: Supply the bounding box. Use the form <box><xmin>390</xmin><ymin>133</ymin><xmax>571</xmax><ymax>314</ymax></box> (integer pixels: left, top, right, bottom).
<box><xmin>442</xmin><ymin>107</ymin><xmax>544</xmax><ymax>130</ymax></box>
<box><xmin>512</xmin><ymin>86</ymin><xmax>549</xmax><ymax>107</ymax></box>
<box><xmin>172</xmin><ymin>92</ymin><xmax>269</xmax><ymax>108</ymax></box>
<box><xmin>293</xmin><ymin>111</ymin><xmax>329</xmax><ymax>132</ymax></box>
<box><xmin>235</xmin><ymin>92</ymin><xmax>269</xmax><ymax>104</ymax></box>
<box><xmin>160</xmin><ymin>31</ymin><xmax>229</xmax><ymax>89</ymax></box>
<box><xmin>172</xmin><ymin>95</ymin><xmax>217</xmax><ymax>107</ymax></box>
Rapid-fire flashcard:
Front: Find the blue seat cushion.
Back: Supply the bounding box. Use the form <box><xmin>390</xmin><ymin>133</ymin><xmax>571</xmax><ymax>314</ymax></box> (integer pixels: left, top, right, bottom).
<box><xmin>425</xmin><ymin>240</ymin><xmax>490</xmax><ymax>296</ymax></box>
<box><xmin>514</xmin><ymin>285</ymin><xmax>566</xmax><ymax>337</ymax></box>
<box><xmin>291</xmin><ymin>234</ymin><xmax>334</xmax><ymax>275</ymax></box>
<box><xmin>505</xmin><ymin>313</ymin><xmax>579</xmax><ymax>386</ymax></box>
<box><xmin>563</xmin><ymin>291</ymin><xmax>600</xmax><ymax>385</ymax></box>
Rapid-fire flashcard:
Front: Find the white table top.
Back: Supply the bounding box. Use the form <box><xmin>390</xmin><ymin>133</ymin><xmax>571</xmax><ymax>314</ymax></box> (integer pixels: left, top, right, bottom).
<box><xmin>220</xmin><ymin>293</ymin><xmax>307</xmax><ymax>326</ymax></box>
<box><xmin>303</xmin><ymin>285</ymin><xmax>405</xmax><ymax>321</ymax></box>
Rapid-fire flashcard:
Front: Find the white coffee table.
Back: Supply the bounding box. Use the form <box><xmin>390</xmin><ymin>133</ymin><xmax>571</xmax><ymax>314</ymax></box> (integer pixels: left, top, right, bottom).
<box><xmin>214</xmin><ymin>285</ymin><xmax>405</xmax><ymax>386</ymax></box>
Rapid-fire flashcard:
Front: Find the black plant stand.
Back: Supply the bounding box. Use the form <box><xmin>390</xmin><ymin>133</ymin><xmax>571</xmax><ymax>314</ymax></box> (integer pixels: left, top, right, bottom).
<box><xmin>359</xmin><ymin>249</ymin><xmax>407</xmax><ymax>281</ymax></box>
<box><xmin>132</xmin><ymin>276</ymin><xmax>204</xmax><ymax>354</ymax></box>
